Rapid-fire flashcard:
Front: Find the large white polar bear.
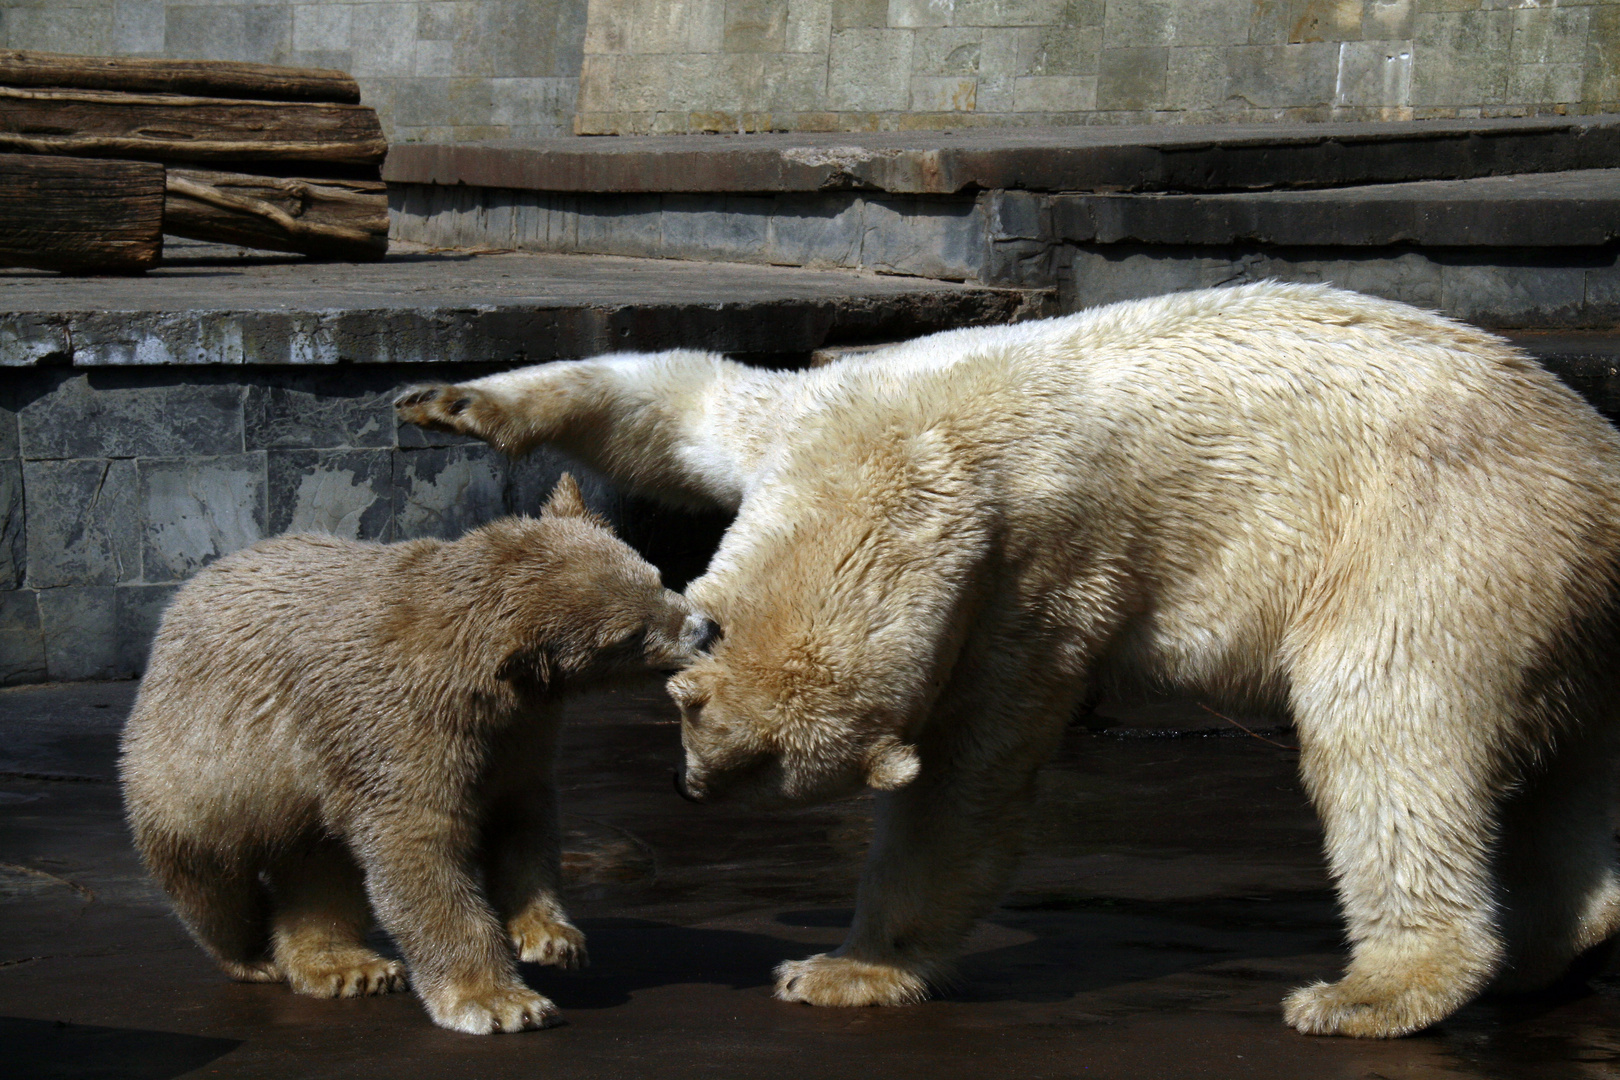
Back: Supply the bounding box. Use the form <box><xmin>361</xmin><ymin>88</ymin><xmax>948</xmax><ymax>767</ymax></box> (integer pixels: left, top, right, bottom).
<box><xmin>397</xmin><ymin>283</ymin><xmax>1620</xmax><ymax>1038</ymax></box>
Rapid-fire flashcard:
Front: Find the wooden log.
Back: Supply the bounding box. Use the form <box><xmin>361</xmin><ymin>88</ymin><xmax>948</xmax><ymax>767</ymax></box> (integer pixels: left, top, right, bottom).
<box><xmin>0</xmin><ymin>50</ymin><xmax>361</xmax><ymax>104</ymax></box>
<box><xmin>164</xmin><ymin>168</ymin><xmax>389</xmax><ymax>260</ymax></box>
<box><xmin>0</xmin><ymin>86</ymin><xmax>387</xmax><ymax>167</ymax></box>
<box><xmin>0</xmin><ymin>152</ymin><xmax>162</xmax><ymax>272</ymax></box>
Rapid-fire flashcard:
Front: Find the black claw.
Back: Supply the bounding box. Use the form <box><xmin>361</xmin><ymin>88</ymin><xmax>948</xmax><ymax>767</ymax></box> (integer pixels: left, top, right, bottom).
<box><xmin>447</xmin><ymin>396</ymin><xmax>471</xmax><ymax>415</ymax></box>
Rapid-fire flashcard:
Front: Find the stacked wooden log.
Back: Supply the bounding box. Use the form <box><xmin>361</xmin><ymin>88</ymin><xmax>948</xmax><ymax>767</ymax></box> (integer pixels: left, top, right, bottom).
<box><xmin>0</xmin><ymin>50</ymin><xmax>389</xmax><ymax>273</ymax></box>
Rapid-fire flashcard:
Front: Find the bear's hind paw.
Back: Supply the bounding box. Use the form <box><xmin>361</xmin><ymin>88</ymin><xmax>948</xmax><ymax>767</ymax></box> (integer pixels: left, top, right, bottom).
<box><xmin>394</xmin><ymin>384</ymin><xmax>490</xmax><ymax>439</ymax></box>
<box><xmin>426</xmin><ymin>983</ymin><xmax>561</xmax><ymax>1034</ymax></box>
<box><xmin>282</xmin><ymin>947</ymin><xmax>408</xmax><ymax>998</ymax></box>
<box><xmin>509</xmin><ymin>913</ymin><xmax>588</xmax><ymax>969</ymax></box>
<box><xmin>774</xmin><ymin>953</ymin><xmax>932</xmax><ymax>1007</ymax></box>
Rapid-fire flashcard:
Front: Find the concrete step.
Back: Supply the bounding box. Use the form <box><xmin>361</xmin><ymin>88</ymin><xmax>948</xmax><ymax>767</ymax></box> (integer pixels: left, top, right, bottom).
<box><xmin>383</xmin><ymin>115</ymin><xmax>1620</xmax><ymax>196</ymax></box>
<box><xmin>385</xmin><ymin>121</ymin><xmax>1620</xmax><ymax>330</ymax></box>
<box><xmin>0</xmin><ymin>241</ymin><xmax>1036</xmax><ymax>369</ymax></box>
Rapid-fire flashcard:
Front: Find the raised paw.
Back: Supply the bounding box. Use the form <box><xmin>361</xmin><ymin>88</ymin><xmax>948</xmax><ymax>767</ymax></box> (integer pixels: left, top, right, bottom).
<box><xmin>426</xmin><ymin>983</ymin><xmax>561</xmax><ymax>1035</ymax></box>
<box><xmin>1283</xmin><ymin>975</ymin><xmax>1460</xmax><ymax>1038</ymax></box>
<box><xmin>282</xmin><ymin>946</ymin><xmax>408</xmax><ymax>999</ymax></box>
<box><xmin>509</xmin><ymin>910</ymin><xmax>588</xmax><ymax>969</ymax></box>
<box><xmin>394</xmin><ymin>383</ymin><xmax>488</xmax><ymax>437</ymax></box>
<box><xmin>773</xmin><ymin>953</ymin><xmax>932</xmax><ymax>1007</ymax></box>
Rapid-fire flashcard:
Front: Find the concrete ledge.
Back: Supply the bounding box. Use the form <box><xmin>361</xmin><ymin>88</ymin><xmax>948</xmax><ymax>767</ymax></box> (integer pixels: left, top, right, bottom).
<box><xmin>382</xmin><ymin>116</ymin><xmax>1620</xmax><ymax>196</ymax></box>
<box><xmin>0</xmin><ymin>244</ymin><xmax>1036</xmax><ymax>367</ymax></box>
<box><xmin>1055</xmin><ymin>170</ymin><xmax>1620</xmax><ymax>247</ymax></box>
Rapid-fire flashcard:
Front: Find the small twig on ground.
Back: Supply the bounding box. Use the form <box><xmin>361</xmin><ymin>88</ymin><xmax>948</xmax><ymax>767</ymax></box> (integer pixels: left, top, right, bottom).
<box><xmin>1198</xmin><ymin>703</ymin><xmax>1300</xmax><ymax>752</ymax></box>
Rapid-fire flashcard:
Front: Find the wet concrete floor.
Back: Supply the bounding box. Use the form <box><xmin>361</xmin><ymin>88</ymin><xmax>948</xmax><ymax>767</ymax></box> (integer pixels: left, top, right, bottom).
<box><xmin>4</xmin><ymin>679</ymin><xmax>1620</xmax><ymax>1079</ymax></box>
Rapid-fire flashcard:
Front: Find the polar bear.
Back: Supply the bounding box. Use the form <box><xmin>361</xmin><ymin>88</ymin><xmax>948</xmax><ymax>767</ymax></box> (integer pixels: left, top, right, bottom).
<box><xmin>121</xmin><ymin>477</ymin><xmax>716</xmax><ymax>1034</ymax></box>
<box><xmin>396</xmin><ymin>283</ymin><xmax>1620</xmax><ymax>1038</ymax></box>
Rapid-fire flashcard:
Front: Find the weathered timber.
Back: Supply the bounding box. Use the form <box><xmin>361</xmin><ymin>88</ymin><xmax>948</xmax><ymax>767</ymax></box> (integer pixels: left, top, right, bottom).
<box><xmin>0</xmin><ymin>50</ymin><xmax>361</xmax><ymax>104</ymax></box>
<box><xmin>164</xmin><ymin>169</ymin><xmax>388</xmax><ymax>260</ymax></box>
<box><xmin>0</xmin><ymin>87</ymin><xmax>386</xmax><ymax>167</ymax></box>
<box><xmin>0</xmin><ymin>152</ymin><xmax>162</xmax><ymax>272</ymax></box>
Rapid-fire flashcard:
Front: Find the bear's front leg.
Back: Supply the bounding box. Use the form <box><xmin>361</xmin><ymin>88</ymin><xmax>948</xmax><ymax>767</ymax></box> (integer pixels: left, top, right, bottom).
<box><xmin>355</xmin><ymin>808</ymin><xmax>562</xmax><ymax>1034</ymax></box>
<box><xmin>482</xmin><ymin>743</ymin><xmax>588</xmax><ymax>971</ymax></box>
<box><xmin>776</xmin><ymin>695</ymin><xmax>1066</xmax><ymax>1008</ymax></box>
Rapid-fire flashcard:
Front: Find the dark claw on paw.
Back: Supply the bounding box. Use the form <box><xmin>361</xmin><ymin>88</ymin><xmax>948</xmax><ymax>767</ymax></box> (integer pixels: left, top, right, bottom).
<box><xmin>448</xmin><ymin>396</ymin><xmax>471</xmax><ymax>415</ymax></box>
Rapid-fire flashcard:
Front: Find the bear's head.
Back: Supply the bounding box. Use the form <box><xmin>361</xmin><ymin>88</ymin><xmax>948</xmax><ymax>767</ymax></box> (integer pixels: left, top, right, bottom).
<box><xmin>669</xmin><ymin>422</ymin><xmax>992</xmax><ymax>807</ymax></box>
<box><xmin>475</xmin><ymin>474</ymin><xmax>718</xmax><ymax>687</ymax></box>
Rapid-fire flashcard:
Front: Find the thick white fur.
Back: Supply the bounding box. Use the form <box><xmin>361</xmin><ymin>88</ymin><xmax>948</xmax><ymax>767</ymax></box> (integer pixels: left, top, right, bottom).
<box><xmin>396</xmin><ymin>283</ymin><xmax>1620</xmax><ymax>1038</ymax></box>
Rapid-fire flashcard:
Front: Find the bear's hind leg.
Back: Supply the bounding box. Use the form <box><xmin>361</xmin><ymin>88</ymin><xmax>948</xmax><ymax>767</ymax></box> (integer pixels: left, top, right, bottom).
<box><xmin>1494</xmin><ymin>722</ymin><xmax>1620</xmax><ymax>993</ymax></box>
<box><xmin>1284</xmin><ymin>682</ymin><xmax>1508</xmax><ymax>1038</ymax></box>
<box><xmin>268</xmin><ymin>840</ymin><xmax>407</xmax><ymax>998</ymax></box>
<box><xmin>143</xmin><ymin>834</ymin><xmax>280</xmax><ymax>983</ymax></box>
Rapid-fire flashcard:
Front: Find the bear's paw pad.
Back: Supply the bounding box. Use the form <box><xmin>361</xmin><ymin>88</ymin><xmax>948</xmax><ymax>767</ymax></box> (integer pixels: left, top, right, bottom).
<box><xmin>284</xmin><ymin>948</ymin><xmax>408</xmax><ymax>999</ymax></box>
<box><xmin>429</xmin><ymin>984</ymin><xmax>561</xmax><ymax>1035</ymax></box>
<box><xmin>510</xmin><ymin>913</ymin><xmax>588</xmax><ymax>969</ymax></box>
<box><xmin>773</xmin><ymin>954</ymin><xmax>931</xmax><ymax>1007</ymax></box>
<box><xmin>1283</xmin><ymin>978</ymin><xmax>1452</xmax><ymax>1039</ymax></box>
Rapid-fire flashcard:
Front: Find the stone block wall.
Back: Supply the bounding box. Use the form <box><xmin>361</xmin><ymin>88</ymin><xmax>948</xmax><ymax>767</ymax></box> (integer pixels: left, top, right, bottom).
<box><xmin>577</xmin><ymin>0</ymin><xmax>1620</xmax><ymax>133</ymax></box>
<box><xmin>4</xmin><ymin>1</ymin><xmax>1614</xmax><ymax>137</ymax></box>
<box><xmin>0</xmin><ymin>365</ymin><xmax>695</xmax><ymax>685</ymax></box>
<box><xmin>0</xmin><ymin>0</ymin><xmax>586</xmax><ymax>141</ymax></box>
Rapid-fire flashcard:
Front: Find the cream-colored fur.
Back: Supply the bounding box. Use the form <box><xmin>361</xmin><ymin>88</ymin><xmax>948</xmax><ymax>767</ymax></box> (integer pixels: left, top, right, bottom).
<box><xmin>121</xmin><ymin>476</ymin><xmax>713</xmax><ymax>1034</ymax></box>
<box><xmin>397</xmin><ymin>283</ymin><xmax>1620</xmax><ymax>1038</ymax></box>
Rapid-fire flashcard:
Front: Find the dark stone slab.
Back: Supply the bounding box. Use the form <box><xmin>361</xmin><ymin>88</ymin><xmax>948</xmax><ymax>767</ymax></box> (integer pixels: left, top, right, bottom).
<box><xmin>1053</xmin><ymin>169</ymin><xmax>1620</xmax><ymax>247</ymax></box>
<box><xmin>392</xmin><ymin>444</ymin><xmax>508</xmax><ymax>541</ymax></box>
<box><xmin>137</xmin><ymin>454</ymin><xmax>267</xmax><ymax>584</ymax></box>
<box><xmin>22</xmin><ymin>459</ymin><xmax>140</xmax><ymax>589</ymax></box>
<box><xmin>382</xmin><ymin>115</ymin><xmax>1620</xmax><ymax>196</ymax></box>
<box><xmin>37</xmin><ymin>586</ymin><xmax>120</xmax><ymax>682</ymax></box>
<box><xmin>0</xmin><ymin>247</ymin><xmax>1032</xmax><ymax>368</ymax></box>
<box><xmin>17</xmin><ymin>374</ymin><xmax>245</xmax><ymax>460</ymax></box>
<box><xmin>267</xmin><ymin>448</ymin><xmax>394</xmax><ymax>542</ymax></box>
<box><xmin>244</xmin><ymin>377</ymin><xmax>395</xmax><ymax>451</ymax></box>
<box><xmin>115</xmin><ymin>584</ymin><xmax>179</xmax><ymax>679</ymax></box>
<box><xmin>0</xmin><ymin>588</ymin><xmax>44</xmax><ymax>685</ymax></box>
<box><xmin>0</xmin><ymin>458</ymin><xmax>21</xmax><ymax>591</ymax></box>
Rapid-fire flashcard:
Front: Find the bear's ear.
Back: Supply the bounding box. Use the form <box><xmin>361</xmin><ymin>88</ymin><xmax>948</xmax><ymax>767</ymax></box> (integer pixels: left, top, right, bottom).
<box><xmin>542</xmin><ymin>473</ymin><xmax>589</xmax><ymax>519</ymax></box>
<box><xmin>865</xmin><ymin>738</ymin><xmax>921</xmax><ymax>791</ymax></box>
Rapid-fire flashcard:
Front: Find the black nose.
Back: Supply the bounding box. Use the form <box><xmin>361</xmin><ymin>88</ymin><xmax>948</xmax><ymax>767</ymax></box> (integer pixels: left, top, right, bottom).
<box><xmin>693</xmin><ymin>618</ymin><xmax>722</xmax><ymax>653</ymax></box>
<box><xmin>672</xmin><ymin>769</ymin><xmax>704</xmax><ymax>804</ymax></box>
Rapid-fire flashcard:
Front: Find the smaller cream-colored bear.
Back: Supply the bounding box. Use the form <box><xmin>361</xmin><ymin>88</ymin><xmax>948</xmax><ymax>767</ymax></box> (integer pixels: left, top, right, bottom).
<box><xmin>121</xmin><ymin>476</ymin><xmax>712</xmax><ymax>1034</ymax></box>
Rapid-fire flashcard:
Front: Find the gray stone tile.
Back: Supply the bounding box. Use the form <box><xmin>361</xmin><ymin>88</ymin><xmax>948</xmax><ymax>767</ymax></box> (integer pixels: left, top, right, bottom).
<box><xmin>1095</xmin><ymin>46</ymin><xmax>1168</xmax><ymax>110</ymax></box>
<box><xmin>0</xmin><ymin>589</ymin><xmax>45</xmax><ymax>686</ymax></box>
<box><xmin>116</xmin><ymin>583</ymin><xmax>180</xmax><ymax>678</ymax></box>
<box><xmin>1225</xmin><ymin>43</ymin><xmax>1337</xmax><ymax>108</ymax></box>
<box><xmin>1441</xmin><ymin>263</ymin><xmax>1589</xmax><ymax>328</ymax></box>
<box><xmin>139</xmin><ymin>453</ymin><xmax>268</xmax><ymax>584</ymax></box>
<box><xmin>19</xmin><ymin>376</ymin><xmax>245</xmax><ymax>461</ymax></box>
<box><xmin>828</xmin><ymin>29</ymin><xmax>913</xmax><ymax>111</ymax></box>
<box><xmin>38</xmin><ymin>586</ymin><xmax>121</xmax><ymax>682</ymax></box>
<box><xmin>113</xmin><ymin>0</ymin><xmax>166</xmax><ymax>54</ymax></box>
<box><xmin>0</xmin><ymin>458</ymin><xmax>22</xmax><ymax>590</ymax></box>
<box><xmin>244</xmin><ymin>380</ymin><xmax>394</xmax><ymax>450</ymax></box>
<box><xmin>1</xmin><ymin>3</ymin><xmax>113</xmax><ymax>54</ymax></box>
<box><xmin>766</xmin><ymin>195</ymin><xmax>865</xmax><ymax>268</ymax></box>
<box><xmin>1411</xmin><ymin>9</ymin><xmax>1513</xmax><ymax>107</ymax></box>
<box><xmin>165</xmin><ymin>3</ymin><xmax>292</xmax><ymax>64</ymax></box>
<box><xmin>832</xmin><ymin>0</ymin><xmax>886</xmax><ymax>29</ymax></box>
<box><xmin>267</xmin><ymin>448</ymin><xmax>394</xmax><ymax>541</ymax></box>
<box><xmin>725</xmin><ymin>0</ymin><xmax>789</xmax><ymax>51</ymax></box>
<box><xmin>393</xmin><ymin>445</ymin><xmax>507</xmax><ymax>540</ymax></box>
<box><xmin>0</xmin><ymin>402</ymin><xmax>15</xmax><ymax>462</ymax></box>
<box><xmin>573</xmin><ymin>196</ymin><xmax>666</xmax><ymax>258</ymax></box>
<box><xmin>1585</xmin><ymin>258</ymin><xmax>1620</xmax><ymax>326</ymax></box>
<box><xmin>661</xmin><ymin>196</ymin><xmax>774</xmax><ymax>263</ymax></box>
<box><xmin>860</xmin><ymin>197</ymin><xmax>987</xmax><ymax>281</ymax></box>
<box><xmin>23</xmin><ymin>458</ymin><xmax>140</xmax><ymax>589</ymax></box>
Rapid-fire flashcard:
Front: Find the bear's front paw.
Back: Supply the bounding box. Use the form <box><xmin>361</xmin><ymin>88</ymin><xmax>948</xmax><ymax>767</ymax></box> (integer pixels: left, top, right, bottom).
<box><xmin>425</xmin><ymin>983</ymin><xmax>562</xmax><ymax>1035</ymax></box>
<box><xmin>773</xmin><ymin>953</ymin><xmax>932</xmax><ymax>1007</ymax></box>
<box><xmin>394</xmin><ymin>383</ymin><xmax>490</xmax><ymax>439</ymax></box>
<box><xmin>1283</xmin><ymin>976</ymin><xmax>1457</xmax><ymax>1038</ymax></box>
<box><xmin>282</xmin><ymin>946</ymin><xmax>408</xmax><ymax>998</ymax></box>
<box><xmin>509</xmin><ymin>911</ymin><xmax>588</xmax><ymax>969</ymax></box>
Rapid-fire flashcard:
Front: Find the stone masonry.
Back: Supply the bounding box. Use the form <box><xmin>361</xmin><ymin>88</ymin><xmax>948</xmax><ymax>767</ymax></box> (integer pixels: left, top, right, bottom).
<box><xmin>2</xmin><ymin>1</ymin><xmax>1616</xmax><ymax>136</ymax></box>
<box><xmin>575</xmin><ymin>0</ymin><xmax>1620</xmax><ymax>133</ymax></box>
<box><xmin>0</xmin><ymin>0</ymin><xmax>587</xmax><ymax>142</ymax></box>
<box><xmin>0</xmin><ymin>364</ymin><xmax>636</xmax><ymax>684</ymax></box>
